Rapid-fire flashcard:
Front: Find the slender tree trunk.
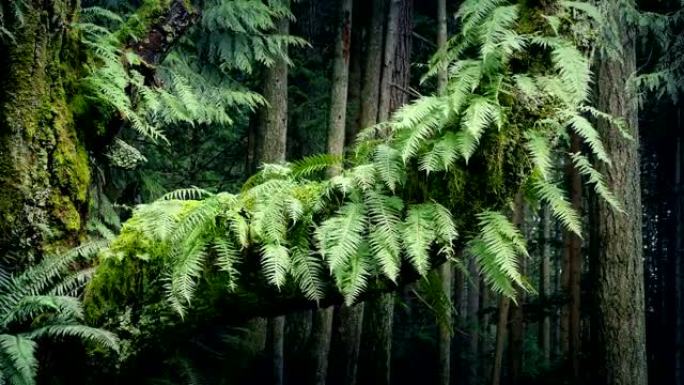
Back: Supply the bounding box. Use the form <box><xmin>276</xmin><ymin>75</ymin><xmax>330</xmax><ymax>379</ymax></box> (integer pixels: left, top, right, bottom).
<box><xmin>359</xmin><ymin>4</ymin><xmax>412</xmax><ymax>385</ymax></box>
<box><xmin>377</xmin><ymin>0</ymin><xmax>401</xmax><ymax>122</ymax></box>
<box><xmin>256</xmin><ymin>10</ymin><xmax>290</xmax><ymax>383</ymax></box>
<box><xmin>310</xmin><ymin>307</ymin><xmax>334</xmax><ymax>385</ymax></box>
<box><xmin>359</xmin><ymin>0</ymin><xmax>385</xmax><ymax>130</ymax></box>
<box><xmin>326</xmin><ymin>0</ymin><xmax>353</xmax><ymax>176</ymax></box>
<box><xmin>270</xmin><ymin>316</ymin><xmax>286</xmax><ymax>385</ymax></box>
<box><xmin>329</xmin><ymin>304</ymin><xmax>365</xmax><ymax>385</ymax></box>
<box><xmin>539</xmin><ymin>206</ymin><xmax>552</xmax><ymax>367</ymax></box>
<box><xmin>257</xmin><ymin>13</ymin><xmax>289</xmax><ymax>164</ymax></box>
<box><xmin>466</xmin><ymin>260</ymin><xmax>481</xmax><ymax>385</ymax></box>
<box><xmin>491</xmin><ymin>296</ymin><xmax>511</xmax><ymax>385</ymax></box>
<box><xmin>491</xmin><ymin>194</ymin><xmax>524</xmax><ymax>385</ymax></box>
<box><xmin>359</xmin><ymin>293</ymin><xmax>395</xmax><ymax>385</ymax></box>
<box><xmin>592</xmin><ymin>2</ymin><xmax>647</xmax><ymax>384</ymax></box>
<box><xmin>508</xmin><ymin>204</ymin><xmax>527</xmax><ymax>385</ymax></box>
<box><xmin>566</xmin><ymin>133</ymin><xmax>583</xmax><ymax>381</ymax></box>
<box><xmin>436</xmin><ymin>1</ymin><xmax>452</xmax><ymax>384</ymax></box>
<box><xmin>285</xmin><ymin>311</ymin><xmax>313</xmax><ymax>385</ymax></box>
<box><xmin>676</xmin><ymin>130</ymin><xmax>683</xmax><ymax>385</ymax></box>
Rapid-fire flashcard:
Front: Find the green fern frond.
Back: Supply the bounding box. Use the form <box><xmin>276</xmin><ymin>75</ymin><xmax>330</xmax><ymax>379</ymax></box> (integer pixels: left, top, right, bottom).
<box><xmin>260</xmin><ymin>243</ymin><xmax>290</xmax><ymax>288</ymax></box>
<box><xmin>0</xmin><ymin>334</ymin><xmax>36</xmax><ymax>385</ymax></box>
<box><xmin>316</xmin><ymin>203</ymin><xmax>367</xmax><ymax>274</ymax></box>
<box><xmin>525</xmin><ymin>131</ymin><xmax>554</xmax><ymax>180</ymax></box>
<box><xmin>566</xmin><ymin>114</ymin><xmax>611</xmax><ymax>165</ymax></box>
<box><xmin>570</xmin><ymin>152</ymin><xmax>623</xmax><ymax>212</ymax></box>
<box><xmin>530</xmin><ymin>178</ymin><xmax>582</xmax><ymax>236</ymax></box>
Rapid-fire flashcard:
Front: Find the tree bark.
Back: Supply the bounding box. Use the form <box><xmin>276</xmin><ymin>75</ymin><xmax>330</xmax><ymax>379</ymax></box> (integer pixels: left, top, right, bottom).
<box><xmin>436</xmin><ymin>1</ymin><xmax>452</xmax><ymax>385</ymax></box>
<box><xmin>326</xmin><ymin>0</ymin><xmax>353</xmax><ymax>176</ymax></box>
<box><xmin>358</xmin><ymin>293</ymin><xmax>395</xmax><ymax>385</ymax></box>
<box><xmin>592</xmin><ymin>2</ymin><xmax>648</xmax><ymax>384</ymax></box>
<box><xmin>539</xmin><ymin>206</ymin><xmax>552</xmax><ymax>367</ymax></box>
<box><xmin>676</xmin><ymin>131</ymin><xmax>683</xmax><ymax>385</ymax></box>
<box><xmin>491</xmin><ymin>193</ymin><xmax>524</xmax><ymax>385</ymax></box>
<box><xmin>257</xmin><ymin>8</ymin><xmax>289</xmax><ymax>164</ymax></box>
<box><xmin>566</xmin><ymin>133</ymin><xmax>583</xmax><ymax>381</ymax></box>
<box><xmin>358</xmin><ymin>0</ymin><xmax>385</xmax><ymax>130</ymax></box>
<box><xmin>310</xmin><ymin>307</ymin><xmax>334</xmax><ymax>385</ymax></box>
<box><xmin>377</xmin><ymin>0</ymin><xmax>401</xmax><ymax>122</ymax></box>
<box><xmin>466</xmin><ymin>259</ymin><xmax>481</xmax><ymax>385</ymax></box>
<box><xmin>0</xmin><ymin>0</ymin><xmax>89</xmax><ymax>261</ymax></box>
<box><xmin>270</xmin><ymin>315</ymin><xmax>286</xmax><ymax>385</ymax></box>
<box><xmin>329</xmin><ymin>304</ymin><xmax>365</xmax><ymax>385</ymax></box>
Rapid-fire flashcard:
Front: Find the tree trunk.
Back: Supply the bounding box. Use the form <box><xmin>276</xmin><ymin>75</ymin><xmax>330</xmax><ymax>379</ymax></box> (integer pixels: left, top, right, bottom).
<box><xmin>0</xmin><ymin>0</ymin><xmax>89</xmax><ymax>261</ymax></box>
<box><xmin>257</xmin><ymin>8</ymin><xmax>289</xmax><ymax>164</ymax></box>
<box><xmin>310</xmin><ymin>307</ymin><xmax>334</xmax><ymax>385</ymax></box>
<box><xmin>676</xmin><ymin>131</ymin><xmax>683</xmax><ymax>385</ymax></box>
<box><xmin>285</xmin><ymin>311</ymin><xmax>313</xmax><ymax>385</ymax></box>
<box><xmin>508</xmin><ymin>203</ymin><xmax>527</xmax><ymax>385</ymax></box>
<box><xmin>436</xmin><ymin>1</ymin><xmax>452</xmax><ymax>385</ymax></box>
<box><xmin>491</xmin><ymin>193</ymin><xmax>524</xmax><ymax>385</ymax></box>
<box><xmin>329</xmin><ymin>304</ymin><xmax>365</xmax><ymax>385</ymax></box>
<box><xmin>539</xmin><ymin>206</ymin><xmax>552</xmax><ymax>367</ymax></box>
<box><xmin>377</xmin><ymin>0</ymin><xmax>401</xmax><ymax>122</ymax></box>
<box><xmin>270</xmin><ymin>316</ymin><xmax>286</xmax><ymax>385</ymax></box>
<box><xmin>565</xmin><ymin>133</ymin><xmax>583</xmax><ymax>381</ymax></box>
<box><xmin>358</xmin><ymin>0</ymin><xmax>385</xmax><ymax>130</ymax></box>
<box><xmin>359</xmin><ymin>293</ymin><xmax>395</xmax><ymax>385</ymax></box>
<box><xmin>466</xmin><ymin>259</ymin><xmax>481</xmax><ymax>385</ymax></box>
<box><xmin>592</xmin><ymin>2</ymin><xmax>647</xmax><ymax>384</ymax></box>
<box><xmin>326</xmin><ymin>0</ymin><xmax>353</xmax><ymax>176</ymax></box>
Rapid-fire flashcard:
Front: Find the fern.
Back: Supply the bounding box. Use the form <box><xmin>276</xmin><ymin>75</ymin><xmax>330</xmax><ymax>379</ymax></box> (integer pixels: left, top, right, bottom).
<box><xmin>0</xmin><ymin>252</ymin><xmax>117</xmax><ymax>385</ymax></box>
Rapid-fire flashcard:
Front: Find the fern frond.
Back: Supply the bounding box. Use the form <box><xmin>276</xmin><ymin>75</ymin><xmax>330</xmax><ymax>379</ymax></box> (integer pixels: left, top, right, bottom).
<box><xmin>570</xmin><ymin>152</ymin><xmax>623</xmax><ymax>212</ymax></box>
<box><xmin>530</xmin><ymin>178</ymin><xmax>582</xmax><ymax>236</ymax></box>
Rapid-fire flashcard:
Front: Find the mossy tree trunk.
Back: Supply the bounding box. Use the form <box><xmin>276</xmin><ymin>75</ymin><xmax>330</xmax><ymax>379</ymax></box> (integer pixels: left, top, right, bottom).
<box><xmin>0</xmin><ymin>0</ymin><xmax>195</xmax><ymax>263</ymax></box>
<box><xmin>0</xmin><ymin>0</ymin><xmax>90</xmax><ymax>262</ymax></box>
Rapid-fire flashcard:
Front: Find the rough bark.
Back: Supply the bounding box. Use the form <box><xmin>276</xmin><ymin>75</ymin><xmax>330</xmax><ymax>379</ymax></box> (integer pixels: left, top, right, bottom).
<box><xmin>539</xmin><ymin>206</ymin><xmax>552</xmax><ymax>367</ymax></box>
<box><xmin>0</xmin><ymin>0</ymin><xmax>89</xmax><ymax>260</ymax></box>
<box><xmin>676</xmin><ymin>132</ymin><xmax>683</xmax><ymax>385</ymax></box>
<box><xmin>466</xmin><ymin>260</ymin><xmax>481</xmax><ymax>385</ymax></box>
<box><xmin>270</xmin><ymin>315</ymin><xmax>285</xmax><ymax>385</ymax></box>
<box><xmin>358</xmin><ymin>0</ymin><xmax>385</xmax><ymax>130</ymax></box>
<box><xmin>358</xmin><ymin>293</ymin><xmax>395</xmax><ymax>385</ymax></box>
<box><xmin>491</xmin><ymin>193</ymin><xmax>524</xmax><ymax>385</ymax></box>
<box><xmin>257</xmin><ymin>9</ymin><xmax>289</xmax><ymax>164</ymax></box>
<box><xmin>285</xmin><ymin>311</ymin><xmax>313</xmax><ymax>385</ymax></box>
<box><xmin>377</xmin><ymin>0</ymin><xmax>401</xmax><ymax>122</ymax></box>
<box><xmin>328</xmin><ymin>304</ymin><xmax>365</xmax><ymax>385</ymax></box>
<box><xmin>310</xmin><ymin>307</ymin><xmax>334</xmax><ymax>385</ymax></box>
<box><xmin>326</xmin><ymin>0</ymin><xmax>353</xmax><ymax>175</ymax></box>
<box><xmin>436</xmin><ymin>1</ymin><xmax>451</xmax><ymax>384</ymax></box>
<box><xmin>592</xmin><ymin>2</ymin><xmax>648</xmax><ymax>384</ymax></box>
<box><xmin>566</xmin><ymin>133</ymin><xmax>583</xmax><ymax>380</ymax></box>
<box><xmin>0</xmin><ymin>0</ymin><xmax>196</xmax><ymax>262</ymax></box>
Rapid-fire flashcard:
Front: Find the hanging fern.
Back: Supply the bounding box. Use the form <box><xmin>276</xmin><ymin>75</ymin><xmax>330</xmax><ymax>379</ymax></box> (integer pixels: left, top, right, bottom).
<box><xmin>89</xmin><ymin>0</ymin><xmax>625</xmax><ymax>316</ymax></box>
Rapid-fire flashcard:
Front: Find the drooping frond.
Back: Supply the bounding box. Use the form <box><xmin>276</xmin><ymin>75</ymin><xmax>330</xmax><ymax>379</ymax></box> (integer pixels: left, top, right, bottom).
<box><xmin>570</xmin><ymin>152</ymin><xmax>623</xmax><ymax>211</ymax></box>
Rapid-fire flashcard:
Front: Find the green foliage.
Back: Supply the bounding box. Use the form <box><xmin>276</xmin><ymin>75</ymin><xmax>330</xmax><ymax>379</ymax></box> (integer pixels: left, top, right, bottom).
<box><xmin>90</xmin><ymin>0</ymin><xmax>624</xmax><ymax>314</ymax></box>
<box><xmin>0</xmin><ymin>250</ymin><xmax>118</xmax><ymax>385</ymax></box>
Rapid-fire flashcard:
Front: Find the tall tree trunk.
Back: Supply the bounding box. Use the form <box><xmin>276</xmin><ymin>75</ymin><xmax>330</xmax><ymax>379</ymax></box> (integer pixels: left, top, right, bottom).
<box><xmin>310</xmin><ymin>307</ymin><xmax>334</xmax><ymax>385</ymax></box>
<box><xmin>676</xmin><ymin>130</ymin><xmax>683</xmax><ymax>385</ymax></box>
<box><xmin>256</xmin><ymin>10</ymin><xmax>290</xmax><ymax>383</ymax></box>
<box><xmin>270</xmin><ymin>316</ymin><xmax>286</xmax><ymax>385</ymax></box>
<box><xmin>359</xmin><ymin>0</ymin><xmax>385</xmax><ymax>130</ymax></box>
<box><xmin>491</xmin><ymin>193</ymin><xmax>524</xmax><ymax>385</ymax></box>
<box><xmin>376</xmin><ymin>0</ymin><xmax>401</xmax><ymax>122</ymax></box>
<box><xmin>359</xmin><ymin>293</ymin><xmax>395</xmax><ymax>385</ymax></box>
<box><xmin>359</xmin><ymin>3</ymin><xmax>412</xmax><ymax>385</ymax></box>
<box><xmin>565</xmin><ymin>133</ymin><xmax>583</xmax><ymax>381</ymax></box>
<box><xmin>0</xmin><ymin>0</ymin><xmax>89</xmax><ymax>261</ymax></box>
<box><xmin>329</xmin><ymin>304</ymin><xmax>365</xmax><ymax>385</ymax></box>
<box><xmin>326</xmin><ymin>0</ymin><xmax>353</xmax><ymax>175</ymax></box>
<box><xmin>592</xmin><ymin>2</ymin><xmax>647</xmax><ymax>384</ymax></box>
<box><xmin>436</xmin><ymin>1</ymin><xmax>452</xmax><ymax>385</ymax></box>
<box><xmin>539</xmin><ymin>206</ymin><xmax>552</xmax><ymax>367</ymax></box>
<box><xmin>285</xmin><ymin>311</ymin><xmax>313</xmax><ymax>385</ymax></box>
<box><xmin>466</xmin><ymin>259</ymin><xmax>481</xmax><ymax>385</ymax></box>
<box><xmin>508</xmin><ymin>204</ymin><xmax>527</xmax><ymax>385</ymax></box>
